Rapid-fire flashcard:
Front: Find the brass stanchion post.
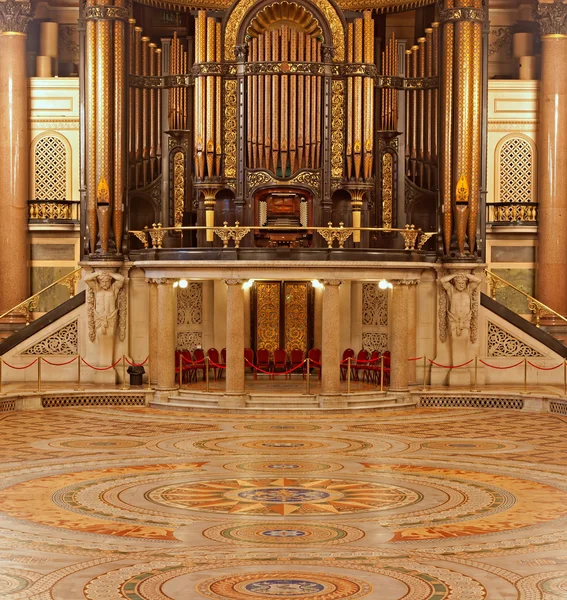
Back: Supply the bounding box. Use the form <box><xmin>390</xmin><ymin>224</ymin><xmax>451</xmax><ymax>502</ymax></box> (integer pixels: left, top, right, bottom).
<box><xmin>422</xmin><ymin>355</ymin><xmax>427</xmax><ymax>391</ymax></box>
<box><xmin>76</xmin><ymin>355</ymin><xmax>82</xmax><ymax>391</ymax></box>
<box><xmin>179</xmin><ymin>353</ymin><xmax>183</xmax><ymax>389</ymax></box>
<box><xmin>37</xmin><ymin>357</ymin><xmax>42</xmax><ymax>393</ymax></box>
<box><xmin>205</xmin><ymin>357</ymin><xmax>210</xmax><ymax>392</ymax></box>
<box><xmin>563</xmin><ymin>360</ymin><xmax>566</xmax><ymax>397</ymax></box>
<box><xmin>380</xmin><ymin>355</ymin><xmax>384</xmax><ymax>392</ymax></box>
<box><xmin>347</xmin><ymin>357</ymin><xmax>351</xmax><ymax>394</ymax></box>
<box><xmin>0</xmin><ymin>357</ymin><xmax>3</xmax><ymax>394</ymax></box>
<box><xmin>146</xmin><ymin>357</ymin><xmax>152</xmax><ymax>390</ymax></box>
<box><xmin>122</xmin><ymin>355</ymin><xmax>128</xmax><ymax>390</ymax></box>
<box><xmin>524</xmin><ymin>357</ymin><xmax>527</xmax><ymax>393</ymax></box>
<box><xmin>471</xmin><ymin>356</ymin><xmax>479</xmax><ymax>392</ymax></box>
<box><xmin>306</xmin><ymin>358</ymin><xmax>311</xmax><ymax>395</ymax></box>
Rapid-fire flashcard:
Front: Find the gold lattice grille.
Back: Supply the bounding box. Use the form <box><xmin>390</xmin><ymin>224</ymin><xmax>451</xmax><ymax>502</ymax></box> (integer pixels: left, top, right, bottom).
<box><xmin>498</xmin><ymin>137</ymin><xmax>533</xmax><ymax>204</ymax></box>
<box><xmin>34</xmin><ymin>136</ymin><xmax>67</xmax><ymax>200</ymax></box>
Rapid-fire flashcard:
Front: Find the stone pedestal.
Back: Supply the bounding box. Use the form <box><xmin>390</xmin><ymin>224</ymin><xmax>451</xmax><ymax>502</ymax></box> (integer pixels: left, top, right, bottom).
<box><xmin>155</xmin><ymin>279</ymin><xmax>176</xmax><ymax>392</ymax></box>
<box><xmin>320</xmin><ymin>279</ymin><xmax>343</xmax><ymax>407</ymax></box>
<box><xmin>389</xmin><ymin>282</ymin><xmax>410</xmax><ymax>392</ymax></box>
<box><xmin>224</xmin><ymin>279</ymin><xmax>246</xmax><ymax>406</ymax></box>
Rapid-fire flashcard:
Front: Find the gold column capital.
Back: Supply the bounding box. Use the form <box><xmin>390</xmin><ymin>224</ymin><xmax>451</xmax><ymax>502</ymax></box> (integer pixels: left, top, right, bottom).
<box><xmin>0</xmin><ymin>0</ymin><xmax>33</xmax><ymax>35</ymax></box>
<box><xmin>535</xmin><ymin>0</ymin><xmax>567</xmax><ymax>36</ymax></box>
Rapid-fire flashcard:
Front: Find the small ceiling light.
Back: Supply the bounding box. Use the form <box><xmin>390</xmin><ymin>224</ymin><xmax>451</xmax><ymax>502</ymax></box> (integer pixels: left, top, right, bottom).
<box><xmin>173</xmin><ymin>281</ymin><xmax>179</xmax><ymax>288</ymax></box>
<box><xmin>378</xmin><ymin>279</ymin><xmax>392</xmax><ymax>290</ymax></box>
<box><xmin>311</xmin><ymin>279</ymin><xmax>324</xmax><ymax>289</ymax></box>
<box><xmin>243</xmin><ymin>279</ymin><xmax>254</xmax><ymax>290</ymax></box>
<box><xmin>179</xmin><ymin>279</ymin><xmax>188</xmax><ymax>288</ymax></box>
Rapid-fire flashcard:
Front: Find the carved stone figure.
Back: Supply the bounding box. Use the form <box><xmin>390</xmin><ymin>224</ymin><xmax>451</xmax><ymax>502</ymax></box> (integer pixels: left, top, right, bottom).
<box><xmin>439</xmin><ymin>271</ymin><xmax>481</xmax><ymax>343</ymax></box>
<box><xmin>85</xmin><ymin>270</ymin><xmax>126</xmax><ymax>343</ymax></box>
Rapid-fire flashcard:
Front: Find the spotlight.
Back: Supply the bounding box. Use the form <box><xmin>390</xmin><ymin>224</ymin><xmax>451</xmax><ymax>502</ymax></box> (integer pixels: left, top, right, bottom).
<box><xmin>311</xmin><ymin>279</ymin><xmax>324</xmax><ymax>289</ymax></box>
<box><xmin>179</xmin><ymin>279</ymin><xmax>188</xmax><ymax>288</ymax></box>
<box><xmin>173</xmin><ymin>281</ymin><xmax>179</xmax><ymax>288</ymax></box>
<box><xmin>242</xmin><ymin>279</ymin><xmax>254</xmax><ymax>290</ymax></box>
<box><xmin>378</xmin><ymin>279</ymin><xmax>392</xmax><ymax>290</ymax></box>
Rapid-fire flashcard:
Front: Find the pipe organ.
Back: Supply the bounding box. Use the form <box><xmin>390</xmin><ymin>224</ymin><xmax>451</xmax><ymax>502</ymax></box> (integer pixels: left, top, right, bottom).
<box><xmin>82</xmin><ymin>0</ymin><xmax>484</xmax><ymax>259</ymax></box>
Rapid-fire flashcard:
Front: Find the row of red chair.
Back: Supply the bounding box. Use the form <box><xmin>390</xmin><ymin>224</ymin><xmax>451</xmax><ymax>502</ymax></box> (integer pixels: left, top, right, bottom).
<box><xmin>340</xmin><ymin>348</ymin><xmax>391</xmax><ymax>385</ymax></box>
<box><xmin>175</xmin><ymin>348</ymin><xmax>227</xmax><ymax>382</ymax></box>
<box><xmin>244</xmin><ymin>347</ymin><xmax>321</xmax><ymax>379</ymax></box>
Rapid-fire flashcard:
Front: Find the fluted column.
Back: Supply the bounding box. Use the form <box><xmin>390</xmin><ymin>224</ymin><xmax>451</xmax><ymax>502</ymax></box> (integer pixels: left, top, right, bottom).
<box><xmin>389</xmin><ymin>281</ymin><xmax>411</xmax><ymax>392</ymax></box>
<box><xmin>224</xmin><ymin>279</ymin><xmax>246</xmax><ymax>403</ymax></box>
<box><xmin>155</xmin><ymin>279</ymin><xmax>176</xmax><ymax>392</ymax></box>
<box><xmin>321</xmin><ymin>280</ymin><xmax>342</xmax><ymax>398</ymax></box>
<box><xmin>0</xmin><ymin>0</ymin><xmax>34</xmax><ymax>313</ymax></box>
<box><xmin>535</xmin><ymin>0</ymin><xmax>567</xmax><ymax>315</ymax></box>
<box><xmin>148</xmin><ymin>280</ymin><xmax>158</xmax><ymax>384</ymax></box>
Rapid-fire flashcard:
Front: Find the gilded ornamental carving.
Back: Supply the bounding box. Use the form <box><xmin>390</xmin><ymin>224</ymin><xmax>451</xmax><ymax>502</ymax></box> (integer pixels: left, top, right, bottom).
<box><xmin>535</xmin><ymin>0</ymin><xmax>567</xmax><ymax>36</ymax></box>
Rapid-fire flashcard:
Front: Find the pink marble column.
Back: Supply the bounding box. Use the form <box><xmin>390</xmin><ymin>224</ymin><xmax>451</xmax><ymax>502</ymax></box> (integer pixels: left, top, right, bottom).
<box><xmin>389</xmin><ymin>281</ymin><xmax>410</xmax><ymax>392</ymax></box>
<box><xmin>224</xmin><ymin>279</ymin><xmax>245</xmax><ymax>398</ymax></box>
<box><xmin>536</xmin><ymin>2</ymin><xmax>567</xmax><ymax>315</ymax></box>
<box><xmin>148</xmin><ymin>280</ymin><xmax>158</xmax><ymax>384</ymax></box>
<box><xmin>321</xmin><ymin>279</ymin><xmax>342</xmax><ymax>397</ymax></box>
<box><xmin>155</xmin><ymin>279</ymin><xmax>176</xmax><ymax>391</ymax></box>
<box><xmin>0</xmin><ymin>3</ymin><xmax>34</xmax><ymax>313</ymax></box>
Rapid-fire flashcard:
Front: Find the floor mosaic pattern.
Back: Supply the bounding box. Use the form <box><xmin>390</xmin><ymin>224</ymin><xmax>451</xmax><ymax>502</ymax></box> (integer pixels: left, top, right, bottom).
<box><xmin>0</xmin><ymin>406</ymin><xmax>567</xmax><ymax>598</ymax></box>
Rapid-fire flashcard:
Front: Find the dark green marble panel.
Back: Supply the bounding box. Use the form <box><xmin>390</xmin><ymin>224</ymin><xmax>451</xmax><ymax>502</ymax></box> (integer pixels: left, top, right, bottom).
<box><xmin>31</xmin><ymin>266</ymin><xmax>74</xmax><ymax>313</ymax></box>
<box><xmin>491</xmin><ymin>246</ymin><xmax>535</xmax><ymax>263</ymax></box>
<box><xmin>493</xmin><ymin>268</ymin><xmax>535</xmax><ymax>315</ymax></box>
<box><xmin>31</xmin><ymin>244</ymin><xmax>75</xmax><ymax>261</ymax></box>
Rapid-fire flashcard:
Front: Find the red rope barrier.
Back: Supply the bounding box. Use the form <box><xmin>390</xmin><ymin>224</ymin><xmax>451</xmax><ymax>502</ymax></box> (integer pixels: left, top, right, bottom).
<box><xmin>208</xmin><ymin>358</ymin><xmax>226</xmax><ymax>369</ymax></box>
<box><xmin>428</xmin><ymin>358</ymin><xmax>474</xmax><ymax>369</ymax></box>
<box><xmin>479</xmin><ymin>359</ymin><xmax>524</xmax><ymax>370</ymax></box>
<box><xmin>81</xmin><ymin>357</ymin><xmax>122</xmax><ymax>371</ymax></box>
<box><xmin>3</xmin><ymin>358</ymin><xmax>38</xmax><ymax>370</ymax></box>
<box><xmin>42</xmin><ymin>356</ymin><xmax>78</xmax><ymax>367</ymax></box>
<box><xmin>528</xmin><ymin>361</ymin><xmax>563</xmax><ymax>371</ymax></box>
<box><xmin>408</xmin><ymin>356</ymin><xmax>423</xmax><ymax>361</ymax></box>
<box><xmin>245</xmin><ymin>358</ymin><xmax>307</xmax><ymax>376</ymax></box>
<box><xmin>124</xmin><ymin>356</ymin><xmax>149</xmax><ymax>367</ymax></box>
<box><xmin>180</xmin><ymin>355</ymin><xmax>206</xmax><ymax>364</ymax></box>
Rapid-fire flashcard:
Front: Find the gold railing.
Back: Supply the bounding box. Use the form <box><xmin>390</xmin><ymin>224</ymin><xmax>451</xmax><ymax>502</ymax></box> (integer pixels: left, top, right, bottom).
<box><xmin>29</xmin><ymin>200</ymin><xmax>80</xmax><ymax>222</ymax></box>
<box><xmin>130</xmin><ymin>222</ymin><xmax>437</xmax><ymax>251</ymax></box>
<box><xmin>0</xmin><ymin>268</ymin><xmax>82</xmax><ymax>326</ymax></box>
<box><xmin>485</xmin><ymin>268</ymin><xmax>567</xmax><ymax>327</ymax></box>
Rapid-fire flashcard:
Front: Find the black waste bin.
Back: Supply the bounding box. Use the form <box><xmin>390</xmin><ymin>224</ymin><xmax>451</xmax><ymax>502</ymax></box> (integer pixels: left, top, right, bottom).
<box><xmin>127</xmin><ymin>365</ymin><xmax>145</xmax><ymax>386</ymax></box>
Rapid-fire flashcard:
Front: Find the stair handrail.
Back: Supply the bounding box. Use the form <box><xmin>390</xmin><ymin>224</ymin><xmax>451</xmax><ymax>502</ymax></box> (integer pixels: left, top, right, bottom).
<box><xmin>485</xmin><ymin>268</ymin><xmax>567</xmax><ymax>328</ymax></box>
<box><xmin>0</xmin><ymin>267</ymin><xmax>82</xmax><ymax>325</ymax></box>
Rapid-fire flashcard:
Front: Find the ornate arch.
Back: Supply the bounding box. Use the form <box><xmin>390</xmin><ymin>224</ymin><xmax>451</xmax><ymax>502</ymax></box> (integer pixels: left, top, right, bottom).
<box><xmin>30</xmin><ymin>131</ymin><xmax>72</xmax><ymax>201</ymax></box>
<box><xmin>224</xmin><ymin>0</ymin><xmax>345</xmax><ymax>62</ymax></box>
<box><xmin>494</xmin><ymin>133</ymin><xmax>536</xmax><ymax>204</ymax></box>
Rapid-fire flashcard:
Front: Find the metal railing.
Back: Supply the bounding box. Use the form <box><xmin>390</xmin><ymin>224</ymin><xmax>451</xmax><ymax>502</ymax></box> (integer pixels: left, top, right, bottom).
<box><xmin>129</xmin><ymin>222</ymin><xmax>437</xmax><ymax>251</ymax></box>
<box><xmin>486</xmin><ymin>202</ymin><xmax>538</xmax><ymax>225</ymax></box>
<box><xmin>485</xmin><ymin>268</ymin><xmax>567</xmax><ymax>327</ymax></box>
<box><xmin>28</xmin><ymin>200</ymin><xmax>80</xmax><ymax>222</ymax></box>
<box><xmin>0</xmin><ymin>267</ymin><xmax>81</xmax><ymax>326</ymax></box>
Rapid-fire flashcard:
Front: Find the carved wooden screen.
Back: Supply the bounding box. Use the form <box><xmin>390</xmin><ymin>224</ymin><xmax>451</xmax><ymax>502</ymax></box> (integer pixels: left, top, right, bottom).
<box><xmin>253</xmin><ymin>281</ymin><xmax>312</xmax><ymax>356</ymax></box>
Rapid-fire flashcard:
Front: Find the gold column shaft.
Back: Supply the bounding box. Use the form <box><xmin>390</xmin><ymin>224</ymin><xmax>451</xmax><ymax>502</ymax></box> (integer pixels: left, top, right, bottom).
<box><xmin>346</xmin><ymin>22</ymin><xmax>353</xmax><ymax>179</ymax></box>
<box><xmin>281</xmin><ymin>26</ymin><xmax>288</xmax><ymax>175</ymax></box>
<box><xmin>114</xmin><ymin>4</ymin><xmax>126</xmax><ymax>253</ymax></box>
<box><xmin>353</xmin><ymin>18</ymin><xmax>363</xmax><ymax>180</ymax></box>
<box><xmin>297</xmin><ymin>31</ymin><xmax>304</xmax><ymax>170</ymax></box>
<box><xmin>272</xmin><ymin>28</ymin><xmax>279</xmax><ymax>172</ymax></box>
<box><xmin>264</xmin><ymin>32</ymin><xmax>272</xmax><ymax>171</ymax></box>
<box><xmin>304</xmin><ymin>33</ymin><xmax>311</xmax><ymax>169</ymax></box>
<box><xmin>469</xmin><ymin>20</ymin><xmax>482</xmax><ymax>254</ymax></box>
<box><xmin>258</xmin><ymin>34</ymin><xmax>265</xmax><ymax>169</ymax></box>
<box><xmin>215</xmin><ymin>21</ymin><xmax>222</xmax><ymax>176</ymax></box>
<box><xmin>440</xmin><ymin>22</ymin><xmax>454</xmax><ymax>254</ymax></box>
<box><xmin>289</xmin><ymin>28</ymin><xmax>297</xmax><ymax>173</ymax></box>
<box><xmin>86</xmin><ymin>17</ymin><xmax>97</xmax><ymax>251</ymax></box>
<box><xmin>96</xmin><ymin>18</ymin><xmax>112</xmax><ymax>200</ymax></box>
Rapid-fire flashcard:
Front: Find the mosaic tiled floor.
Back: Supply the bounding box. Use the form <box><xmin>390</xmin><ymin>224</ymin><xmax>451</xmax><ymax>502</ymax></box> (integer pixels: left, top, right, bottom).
<box><xmin>1</xmin><ymin>407</ymin><xmax>567</xmax><ymax>598</ymax></box>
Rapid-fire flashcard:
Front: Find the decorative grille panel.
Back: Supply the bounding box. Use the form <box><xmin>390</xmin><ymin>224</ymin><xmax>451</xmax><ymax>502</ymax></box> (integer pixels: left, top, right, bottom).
<box><xmin>487</xmin><ymin>322</ymin><xmax>542</xmax><ymax>357</ymax></box>
<box><xmin>177</xmin><ymin>331</ymin><xmax>203</xmax><ymax>351</ymax></box>
<box><xmin>498</xmin><ymin>137</ymin><xmax>533</xmax><ymax>204</ymax></box>
<box><xmin>284</xmin><ymin>282</ymin><xmax>308</xmax><ymax>354</ymax></box>
<box><xmin>362</xmin><ymin>332</ymin><xmax>388</xmax><ymax>353</ymax></box>
<box><xmin>22</xmin><ymin>321</ymin><xmax>78</xmax><ymax>355</ymax></box>
<box><xmin>256</xmin><ymin>282</ymin><xmax>280</xmax><ymax>355</ymax></box>
<box><xmin>420</xmin><ymin>396</ymin><xmax>524</xmax><ymax>410</ymax></box>
<box><xmin>362</xmin><ymin>284</ymin><xmax>388</xmax><ymax>326</ymax></box>
<box><xmin>34</xmin><ymin>136</ymin><xmax>67</xmax><ymax>201</ymax></box>
<box><xmin>177</xmin><ymin>283</ymin><xmax>203</xmax><ymax>326</ymax></box>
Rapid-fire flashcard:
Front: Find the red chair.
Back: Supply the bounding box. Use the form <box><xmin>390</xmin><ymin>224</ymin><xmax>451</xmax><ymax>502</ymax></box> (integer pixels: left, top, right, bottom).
<box><xmin>273</xmin><ymin>348</ymin><xmax>288</xmax><ymax>378</ymax></box>
<box><xmin>340</xmin><ymin>348</ymin><xmax>355</xmax><ymax>380</ymax></box>
<box><xmin>289</xmin><ymin>349</ymin><xmax>304</xmax><ymax>376</ymax></box>
<box><xmin>193</xmin><ymin>348</ymin><xmax>206</xmax><ymax>381</ymax></box>
<box><xmin>305</xmin><ymin>348</ymin><xmax>322</xmax><ymax>380</ymax></box>
<box><xmin>353</xmin><ymin>349</ymin><xmax>370</xmax><ymax>381</ymax></box>
<box><xmin>364</xmin><ymin>350</ymin><xmax>381</xmax><ymax>384</ymax></box>
<box><xmin>207</xmin><ymin>348</ymin><xmax>220</xmax><ymax>380</ymax></box>
<box><xmin>244</xmin><ymin>348</ymin><xmax>254</xmax><ymax>374</ymax></box>
<box><xmin>256</xmin><ymin>348</ymin><xmax>271</xmax><ymax>379</ymax></box>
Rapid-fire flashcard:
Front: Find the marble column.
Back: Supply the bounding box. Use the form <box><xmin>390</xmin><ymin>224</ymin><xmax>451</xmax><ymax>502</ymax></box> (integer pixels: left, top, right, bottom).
<box><xmin>148</xmin><ymin>280</ymin><xmax>158</xmax><ymax>384</ymax></box>
<box><xmin>320</xmin><ymin>280</ymin><xmax>342</xmax><ymax>402</ymax></box>
<box><xmin>535</xmin><ymin>1</ymin><xmax>567</xmax><ymax>315</ymax></box>
<box><xmin>0</xmin><ymin>0</ymin><xmax>34</xmax><ymax>313</ymax></box>
<box><xmin>389</xmin><ymin>281</ymin><xmax>410</xmax><ymax>392</ymax></box>
<box><xmin>224</xmin><ymin>279</ymin><xmax>246</xmax><ymax>405</ymax></box>
<box><xmin>155</xmin><ymin>279</ymin><xmax>176</xmax><ymax>393</ymax></box>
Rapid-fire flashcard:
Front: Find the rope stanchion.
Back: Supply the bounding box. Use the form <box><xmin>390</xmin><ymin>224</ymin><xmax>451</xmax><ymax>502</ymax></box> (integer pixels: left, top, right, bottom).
<box><xmin>408</xmin><ymin>356</ymin><xmax>423</xmax><ymax>361</ymax></box>
<box><xmin>81</xmin><ymin>357</ymin><xmax>122</xmax><ymax>371</ymax></box>
<box><xmin>380</xmin><ymin>355</ymin><xmax>384</xmax><ymax>392</ymax></box>
<box><xmin>37</xmin><ymin>357</ymin><xmax>41</xmax><ymax>393</ymax></box>
<box><xmin>527</xmin><ymin>361</ymin><xmax>564</xmax><ymax>370</ymax></box>
<box><xmin>0</xmin><ymin>357</ymin><xmax>3</xmax><ymax>394</ymax></box>
<box><xmin>124</xmin><ymin>356</ymin><xmax>149</xmax><ymax>367</ymax></box>
<box><xmin>146</xmin><ymin>357</ymin><xmax>152</xmax><ymax>390</ymax></box>
<box><xmin>179</xmin><ymin>353</ymin><xmax>183</xmax><ymax>389</ymax></box>
<box><xmin>208</xmin><ymin>358</ymin><xmax>226</xmax><ymax>369</ymax></box>
<box><xmin>347</xmin><ymin>357</ymin><xmax>351</xmax><ymax>394</ymax></box>
<box><xmin>421</xmin><ymin>355</ymin><xmax>427</xmax><ymax>391</ymax></box>
<box><xmin>245</xmin><ymin>358</ymin><xmax>306</xmax><ymax>377</ymax></box>
<box><xmin>42</xmin><ymin>356</ymin><xmax>78</xmax><ymax>367</ymax></box>
<box><xmin>428</xmin><ymin>358</ymin><xmax>474</xmax><ymax>369</ymax></box>
<box><xmin>76</xmin><ymin>354</ymin><xmax>81</xmax><ymax>391</ymax></box>
<box><xmin>524</xmin><ymin>358</ymin><xmax>527</xmax><ymax>393</ymax></box>
<box><xmin>205</xmin><ymin>357</ymin><xmax>210</xmax><ymax>392</ymax></box>
<box><xmin>122</xmin><ymin>355</ymin><xmax>127</xmax><ymax>390</ymax></box>
<box><xmin>471</xmin><ymin>356</ymin><xmax>479</xmax><ymax>392</ymax></box>
<box><xmin>306</xmin><ymin>358</ymin><xmax>311</xmax><ymax>395</ymax></box>
<box><xmin>3</xmin><ymin>358</ymin><xmax>39</xmax><ymax>370</ymax></box>
<box><xmin>479</xmin><ymin>359</ymin><xmax>524</xmax><ymax>370</ymax></box>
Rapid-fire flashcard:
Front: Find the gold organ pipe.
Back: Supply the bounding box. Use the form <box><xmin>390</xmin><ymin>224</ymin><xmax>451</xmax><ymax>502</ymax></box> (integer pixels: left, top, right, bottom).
<box><xmin>353</xmin><ymin>18</ymin><xmax>363</xmax><ymax>180</ymax></box>
<box><xmin>206</xmin><ymin>17</ymin><xmax>216</xmax><ymax>179</ymax></box>
<box><xmin>141</xmin><ymin>36</ymin><xmax>149</xmax><ymax>185</ymax></box>
<box><xmin>264</xmin><ymin>32</ymin><xmax>272</xmax><ymax>171</ymax></box>
<box><xmin>96</xmin><ymin>17</ymin><xmax>112</xmax><ymax>204</ymax></box>
<box><xmin>215</xmin><ymin>21</ymin><xmax>222</xmax><ymax>176</ymax></box>
<box><xmin>346</xmin><ymin>22</ymin><xmax>353</xmax><ymax>179</ymax></box>
<box><xmin>432</xmin><ymin>23</ymin><xmax>439</xmax><ymax>174</ymax></box>
<box><xmin>469</xmin><ymin>20</ymin><xmax>482</xmax><ymax>254</ymax></box>
<box><xmin>194</xmin><ymin>12</ymin><xmax>205</xmax><ymax>180</ymax></box>
<box><xmin>289</xmin><ymin>28</ymin><xmax>297</xmax><ymax>173</ymax></box>
<box><xmin>297</xmin><ymin>31</ymin><xmax>304</xmax><ymax>170</ymax></box>
<box><xmin>281</xmin><ymin>26</ymin><xmax>289</xmax><ymax>176</ymax></box>
<box><xmin>258</xmin><ymin>34</ymin><xmax>265</xmax><ymax>169</ymax></box>
<box><xmin>315</xmin><ymin>40</ymin><xmax>321</xmax><ymax>169</ymax></box>
<box><xmin>156</xmin><ymin>48</ymin><xmax>162</xmax><ymax>163</ymax></box>
<box><xmin>405</xmin><ymin>48</ymin><xmax>411</xmax><ymax>172</ymax></box>
<box><xmin>168</xmin><ymin>31</ymin><xmax>176</xmax><ymax>127</ymax></box>
<box><xmin>114</xmin><ymin>0</ymin><xmax>126</xmax><ymax>252</ymax></box>
<box><xmin>134</xmin><ymin>28</ymin><xmax>142</xmax><ymax>186</ymax></box>
<box><xmin>272</xmin><ymin>28</ymin><xmax>279</xmax><ymax>173</ymax></box>
<box><xmin>363</xmin><ymin>11</ymin><xmax>373</xmax><ymax>179</ymax></box>
<box><xmin>425</xmin><ymin>28</ymin><xmax>433</xmax><ymax>189</ymax></box>
<box><xmin>311</xmin><ymin>38</ymin><xmax>317</xmax><ymax>169</ymax></box>
<box><xmin>251</xmin><ymin>37</ymin><xmax>258</xmax><ymax>168</ymax></box>
<box><xmin>304</xmin><ymin>33</ymin><xmax>311</xmax><ymax>169</ymax></box>
<box><xmin>410</xmin><ymin>45</ymin><xmax>418</xmax><ymax>180</ymax></box>
<box><xmin>417</xmin><ymin>36</ymin><xmax>426</xmax><ymax>185</ymax></box>
<box><xmin>149</xmin><ymin>42</ymin><xmax>156</xmax><ymax>182</ymax></box>
<box><xmin>247</xmin><ymin>40</ymin><xmax>253</xmax><ymax>167</ymax></box>
<box><xmin>128</xmin><ymin>19</ymin><xmax>135</xmax><ymax>166</ymax></box>
<box><xmin>86</xmin><ymin>14</ymin><xmax>97</xmax><ymax>251</ymax></box>
<box><xmin>441</xmin><ymin>22</ymin><xmax>454</xmax><ymax>254</ymax></box>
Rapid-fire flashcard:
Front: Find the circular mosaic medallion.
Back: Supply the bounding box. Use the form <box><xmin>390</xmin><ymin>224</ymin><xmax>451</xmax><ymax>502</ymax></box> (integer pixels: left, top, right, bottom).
<box><xmin>51</xmin><ymin>439</ymin><xmax>145</xmax><ymax>450</ymax></box>
<box><xmin>420</xmin><ymin>440</ymin><xmax>515</xmax><ymax>453</ymax></box>
<box><xmin>224</xmin><ymin>460</ymin><xmax>343</xmax><ymax>473</ymax></box>
<box><xmin>147</xmin><ymin>476</ymin><xmax>420</xmax><ymax>516</ymax></box>
<box><xmin>192</xmin><ymin>436</ymin><xmax>373</xmax><ymax>454</ymax></box>
<box><xmin>202</xmin><ymin>522</ymin><xmax>365</xmax><ymax>546</ymax></box>
<box><xmin>235</xmin><ymin>423</ymin><xmax>332</xmax><ymax>432</ymax></box>
<box><xmin>198</xmin><ymin>572</ymin><xmax>372</xmax><ymax>599</ymax></box>
<box><xmin>0</xmin><ymin>569</ymin><xmax>39</xmax><ymax>595</ymax></box>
